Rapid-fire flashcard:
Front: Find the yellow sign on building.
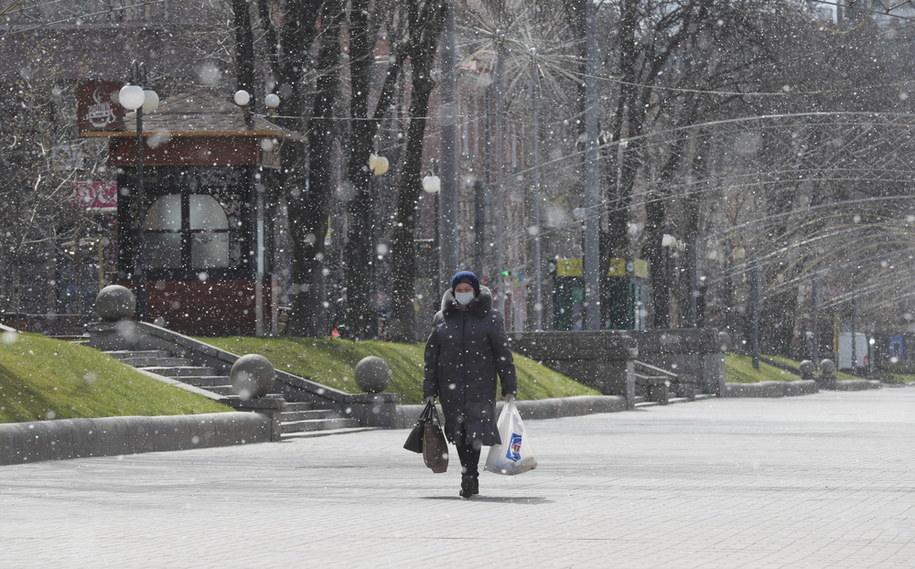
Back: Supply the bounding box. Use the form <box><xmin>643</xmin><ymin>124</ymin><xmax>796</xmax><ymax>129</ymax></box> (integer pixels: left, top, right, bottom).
<box><xmin>554</xmin><ymin>258</ymin><xmax>584</xmax><ymax>277</ymax></box>
<box><xmin>555</xmin><ymin>258</ymin><xmax>649</xmax><ymax>278</ymax></box>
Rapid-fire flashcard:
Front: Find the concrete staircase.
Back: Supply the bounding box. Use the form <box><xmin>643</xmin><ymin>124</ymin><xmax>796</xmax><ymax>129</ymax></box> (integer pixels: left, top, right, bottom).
<box><xmin>106</xmin><ymin>350</ymin><xmax>362</xmax><ymax>435</ymax></box>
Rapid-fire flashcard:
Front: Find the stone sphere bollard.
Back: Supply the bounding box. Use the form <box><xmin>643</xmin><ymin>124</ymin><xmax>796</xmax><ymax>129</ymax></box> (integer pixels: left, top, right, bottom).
<box><xmin>230</xmin><ymin>354</ymin><xmax>276</xmax><ymax>400</ymax></box>
<box><xmin>717</xmin><ymin>331</ymin><xmax>731</xmax><ymax>351</ymax></box>
<box><xmin>354</xmin><ymin>356</ymin><xmax>392</xmax><ymax>394</ymax></box>
<box><xmin>817</xmin><ymin>359</ymin><xmax>837</xmax><ymax>390</ymax></box>
<box><xmin>95</xmin><ymin>285</ymin><xmax>136</xmax><ymax>322</ymax></box>
<box><xmin>799</xmin><ymin>360</ymin><xmax>816</xmax><ymax>380</ymax></box>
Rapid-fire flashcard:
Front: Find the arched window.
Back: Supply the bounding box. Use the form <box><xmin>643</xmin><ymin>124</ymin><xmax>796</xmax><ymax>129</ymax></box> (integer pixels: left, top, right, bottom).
<box><xmin>190</xmin><ymin>195</ymin><xmax>229</xmax><ymax>268</ymax></box>
<box><xmin>144</xmin><ymin>194</ymin><xmax>182</xmax><ymax>269</ymax></box>
<box><xmin>144</xmin><ymin>194</ymin><xmax>230</xmax><ymax>269</ymax></box>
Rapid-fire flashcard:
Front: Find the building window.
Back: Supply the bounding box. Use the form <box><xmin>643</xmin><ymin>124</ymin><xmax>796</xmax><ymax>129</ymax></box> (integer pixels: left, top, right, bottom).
<box><xmin>144</xmin><ymin>194</ymin><xmax>231</xmax><ymax>270</ymax></box>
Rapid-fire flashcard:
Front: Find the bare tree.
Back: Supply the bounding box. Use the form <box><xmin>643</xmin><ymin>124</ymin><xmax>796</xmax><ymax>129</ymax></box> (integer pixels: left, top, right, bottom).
<box><xmin>250</xmin><ymin>0</ymin><xmax>343</xmax><ymax>337</ymax></box>
<box><xmin>387</xmin><ymin>0</ymin><xmax>448</xmax><ymax>341</ymax></box>
<box><xmin>0</xmin><ymin>76</ymin><xmax>108</xmax><ymax>315</ymax></box>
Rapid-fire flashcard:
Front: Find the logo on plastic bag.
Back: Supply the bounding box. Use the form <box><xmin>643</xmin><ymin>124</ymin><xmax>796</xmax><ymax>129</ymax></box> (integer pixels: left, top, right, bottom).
<box><xmin>506</xmin><ymin>433</ymin><xmax>523</xmax><ymax>461</ymax></box>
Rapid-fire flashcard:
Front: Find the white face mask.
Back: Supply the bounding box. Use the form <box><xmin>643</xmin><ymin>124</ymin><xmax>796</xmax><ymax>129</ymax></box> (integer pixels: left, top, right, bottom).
<box><xmin>455</xmin><ymin>291</ymin><xmax>475</xmax><ymax>305</ymax></box>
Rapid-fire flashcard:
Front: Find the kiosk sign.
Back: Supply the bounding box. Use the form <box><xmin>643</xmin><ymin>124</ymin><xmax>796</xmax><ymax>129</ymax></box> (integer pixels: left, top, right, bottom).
<box><xmin>73</xmin><ymin>181</ymin><xmax>118</xmax><ymax>210</ymax></box>
<box><xmin>77</xmin><ymin>81</ymin><xmax>127</xmax><ymax>134</ymax></box>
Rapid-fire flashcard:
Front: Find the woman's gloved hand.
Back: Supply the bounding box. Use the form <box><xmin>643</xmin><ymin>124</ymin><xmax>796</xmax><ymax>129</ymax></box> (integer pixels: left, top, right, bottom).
<box><xmin>504</xmin><ymin>393</ymin><xmax>515</xmax><ymax>403</ymax></box>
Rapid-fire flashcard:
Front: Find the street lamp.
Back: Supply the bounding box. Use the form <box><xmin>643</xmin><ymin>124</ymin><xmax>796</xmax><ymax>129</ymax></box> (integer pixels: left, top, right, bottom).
<box><xmin>234</xmin><ymin>89</ymin><xmax>254</xmax><ymax>130</ymax></box>
<box><xmin>659</xmin><ymin>234</ymin><xmax>679</xmax><ymax>328</ymax></box>
<box><xmin>119</xmin><ymin>61</ymin><xmax>158</xmax><ymax>322</ymax></box>
<box><xmin>264</xmin><ymin>93</ymin><xmax>280</xmax><ymax>117</ymax></box>
<box><xmin>423</xmin><ymin>170</ymin><xmax>442</xmax><ymax>304</ymax></box>
<box><xmin>369</xmin><ymin>153</ymin><xmax>390</xmax><ymax>176</ymax></box>
<box><xmin>422</xmin><ymin>172</ymin><xmax>442</xmax><ymax>195</ymax></box>
<box><xmin>233</xmin><ymin>89</ymin><xmax>251</xmax><ymax>107</ymax></box>
<box><xmin>233</xmin><ymin>89</ymin><xmax>280</xmax><ymax>336</ymax></box>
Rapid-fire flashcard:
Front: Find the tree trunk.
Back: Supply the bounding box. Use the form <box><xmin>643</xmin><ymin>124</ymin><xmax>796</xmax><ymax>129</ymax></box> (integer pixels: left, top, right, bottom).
<box><xmin>381</xmin><ymin>0</ymin><xmax>447</xmax><ymax>342</ymax></box>
<box><xmin>342</xmin><ymin>0</ymin><xmax>378</xmax><ymax>340</ymax></box>
<box><xmin>388</xmin><ymin>59</ymin><xmax>437</xmax><ymax>342</ymax></box>
<box><xmin>285</xmin><ymin>6</ymin><xmax>342</xmax><ymax>337</ymax></box>
<box><xmin>252</xmin><ymin>0</ymin><xmax>326</xmax><ymax>336</ymax></box>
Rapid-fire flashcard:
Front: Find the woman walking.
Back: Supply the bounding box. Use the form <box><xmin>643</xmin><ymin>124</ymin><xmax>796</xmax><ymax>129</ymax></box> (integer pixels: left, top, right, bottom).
<box><xmin>424</xmin><ymin>271</ymin><xmax>518</xmax><ymax>498</ymax></box>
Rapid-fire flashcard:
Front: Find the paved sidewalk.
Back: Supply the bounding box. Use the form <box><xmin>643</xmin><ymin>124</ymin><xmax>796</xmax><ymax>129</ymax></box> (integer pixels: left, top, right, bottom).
<box><xmin>1</xmin><ymin>388</ymin><xmax>913</xmax><ymax>569</ymax></box>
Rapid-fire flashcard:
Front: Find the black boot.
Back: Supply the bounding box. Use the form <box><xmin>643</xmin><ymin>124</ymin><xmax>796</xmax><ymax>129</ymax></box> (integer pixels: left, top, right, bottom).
<box><xmin>460</xmin><ymin>474</ymin><xmax>475</xmax><ymax>499</ymax></box>
<box><xmin>470</xmin><ymin>474</ymin><xmax>479</xmax><ymax>496</ymax></box>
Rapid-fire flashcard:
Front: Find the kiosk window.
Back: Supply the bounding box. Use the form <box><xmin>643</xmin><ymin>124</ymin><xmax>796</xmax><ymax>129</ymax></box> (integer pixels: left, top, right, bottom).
<box><xmin>144</xmin><ymin>194</ymin><xmax>231</xmax><ymax>269</ymax></box>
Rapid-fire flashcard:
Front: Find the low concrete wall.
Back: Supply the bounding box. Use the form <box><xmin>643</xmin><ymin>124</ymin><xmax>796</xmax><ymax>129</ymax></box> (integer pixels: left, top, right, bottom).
<box><xmin>510</xmin><ymin>331</ymin><xmax>638</xmax><ymax>408</ymax></box>
<box><xmin>723</xmin><ymin>379</ymin><xmax>883</xmax><ymax>398</ymax></box>
<box><xmin>629</xmin><ymin>329</ymin><xmax>728</xmax><ymax>396</ymax></box>
<box><xmin>834</xmin><ymin>379</ymin><xmax>883</xmax><ymax>391</ymax></box>
<box><xmin>724</xmin><ymin>380</ymin><xmax>819</xmax><ymax>398</ymax></box>
<box><xmin>392</xmin><ymin>395</ymin><xmax>629</xmax><ymax>429</ymax></box>
<box><xmin>0</xmin><ymin>412</ymin><xmax>274</xmax><ymax>466</ymax></box>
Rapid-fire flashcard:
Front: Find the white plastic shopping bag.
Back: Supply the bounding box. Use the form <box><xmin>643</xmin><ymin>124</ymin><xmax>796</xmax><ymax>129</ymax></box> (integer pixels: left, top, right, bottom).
<box><xmin>484</xmin><ymin>400</ymin><xmax>537</xmax><ymax>475</ymax></box>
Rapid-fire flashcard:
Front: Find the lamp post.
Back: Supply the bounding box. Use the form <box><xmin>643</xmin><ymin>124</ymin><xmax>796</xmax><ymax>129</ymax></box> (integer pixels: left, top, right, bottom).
<box><xmin>850</xmin><ymin>287</ymin><xmax>859</xmax><ymax>370</ymax></box>
<box><xmin>529</xmin><ymin>50</ymin><xmax>544</xmax><ymax>331</ymax></box>
<box><xmin>234</xmin><ymin>89</ymin><xmax>260</xmax><ymax>333</ymax></box>
<box><xmin>423</xmin><ymin>174</ymin><xmax>442</xmax><ymax>244</ymax></box>
<box><xmin>660</xmin><ymin>234</ymin><xmax>678</xmax><ymax>328</ymax></box>
<box><xmin>423</xmin><ymin>171</ymin><xmax>442</xmax><ymax>291</ymax></box>
<box><xmin>582</xmin><ymin>0</ymin><xmax>601</xmax><ymax>330</ymax></box>
<box><xmin>234</xmin><ymin>89</ymin><xmax>280</xmax><ymax>336</ymax></box>
<box><xmin>749</xmin><ymin>261</ymin><xmax>761</xmax><ymax>370</ymax></box>
<box><xmin>439</xmin><ymin>0</ymin><xmax>459</xmax><ymax>293</ymax></box>
<box><xmin>118</xmin><ymin>61</ymin><xmax>158</xmax><ymax>322</ymax></box>
<box><xmin>811</xmin><ymin>274</ymin><xmax>821</xmax><ymax>363</ymax></box>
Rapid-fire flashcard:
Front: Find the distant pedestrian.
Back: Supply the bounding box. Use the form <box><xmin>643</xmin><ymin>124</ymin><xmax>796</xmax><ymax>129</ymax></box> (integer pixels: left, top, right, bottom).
<box><xmin>423</xmin><ymin>270</ymin><xmax>518</xmax><ymax>498</ymax></box>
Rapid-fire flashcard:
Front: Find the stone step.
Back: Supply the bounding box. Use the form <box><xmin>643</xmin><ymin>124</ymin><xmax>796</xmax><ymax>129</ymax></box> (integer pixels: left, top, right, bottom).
<box><xmin>179</xmin><ymin>375</ymin><xmax>231</xmax><ymax>388</ymax></box>
<box><xmin>281</xmin><ymin>417</ymin><xmax>361</xmax><ymax>434</ymax></box>
<box><xmin>280</xmin><ymin>408</ymin><xmax>337</xmax><ymax>423</ymax></box>
<box><xmin>141</xmin><ymin>366</ymin><xmax>217</xmax><ymax>378</ymax></box>
<box><xmin>285</xmin><ymin>427</ymin><xmax>377</xmax><ymax>438</ymax></box>
<box><xmin>106</xmin><ymin>350</ymin><xmax>362</xmax><ymax>435</ymax></box>
<box><xmin>107</xmin><ymin>349</ymin><xmax>171</xmax><ymax>358</ymax></box>
<box><xmin>120</xmin><ymin>356</ymin><xmax>193</xmax><ymax>368</ymax></box>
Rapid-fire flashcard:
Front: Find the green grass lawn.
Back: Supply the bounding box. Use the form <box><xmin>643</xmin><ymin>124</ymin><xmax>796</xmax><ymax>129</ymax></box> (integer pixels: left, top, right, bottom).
<box><xmin>7</xmin><ymin>328</ymin><xmax>887</xmax><ymax>426</ymax></box>
<box><xmin>0</xmin><ymin>332</ymin><xmax>232</xmax><ymax>423</ymax></box>
<box><xmin>203</xmin><ymin>336</ymin><xmax>600</xmax><ymax>404</ymax></box>
<box><xmin>725</xmin><ymin>353</ymin><xmax>860</xmax><ymax>383</ymax></box>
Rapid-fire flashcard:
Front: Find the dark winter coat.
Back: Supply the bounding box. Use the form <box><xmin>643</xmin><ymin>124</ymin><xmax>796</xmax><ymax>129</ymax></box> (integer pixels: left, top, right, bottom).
<box><xmin>423</xmin><ymin>286</ymin><xmax>518</xmax><ymax>446</ymax></box>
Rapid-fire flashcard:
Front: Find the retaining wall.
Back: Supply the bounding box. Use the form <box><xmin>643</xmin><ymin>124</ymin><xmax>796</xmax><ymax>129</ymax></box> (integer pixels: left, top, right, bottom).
<box><xmin>509</xmin><ymin>331</ymin><xmax>638</xmax><ymax>407</ymax></box>
<box><xmin>724</xmin><ymin>380</ymin><xmax>819</xmax><ymax>398</ymax></box>
<box><xmin>628</xmin><ymin>329</ymin><xmax>728</xmax><ymax>396</ymax></box>
<box><xmin>0</xmin><ymin>412</ymin><xmax>273</xmax><ymax>466</ymax></box>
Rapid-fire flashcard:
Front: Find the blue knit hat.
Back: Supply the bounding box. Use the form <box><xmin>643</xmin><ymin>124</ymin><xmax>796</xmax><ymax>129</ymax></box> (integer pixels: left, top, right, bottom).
<box><xmin>451</xmin><ymin>271</ymin><xmax>480</xmax><ymax>295</ymax></box>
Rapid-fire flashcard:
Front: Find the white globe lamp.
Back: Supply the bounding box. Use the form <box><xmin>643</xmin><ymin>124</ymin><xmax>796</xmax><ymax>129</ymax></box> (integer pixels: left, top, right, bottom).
<box><xmin>234</xmin><ymin>89</ymin><xmax>251</xmax><ymax>107</ymax></box>
<box><xmin>118</xmin><ymin>85</ymin><xmax>145</xmax><ymax>111</ymax></box>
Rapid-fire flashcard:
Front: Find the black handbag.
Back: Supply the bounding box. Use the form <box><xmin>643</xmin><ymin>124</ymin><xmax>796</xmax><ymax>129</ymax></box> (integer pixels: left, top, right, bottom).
<box><xmin>403</xmin><ymin>401</ymin><xmax>434</xmax><ymax>453</ymax></box>
<box><xmin>422</xmin><ymin>405</ymin><xmax>449</xmax><ymax>473</ymax></box>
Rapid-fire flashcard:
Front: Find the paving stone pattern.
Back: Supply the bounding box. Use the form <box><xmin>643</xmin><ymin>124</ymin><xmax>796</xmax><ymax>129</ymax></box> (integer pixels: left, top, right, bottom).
<box><xmin>1</xmin><ymin>388</ymin><xmax>913</xmax><ymax>569</ymax></box>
